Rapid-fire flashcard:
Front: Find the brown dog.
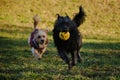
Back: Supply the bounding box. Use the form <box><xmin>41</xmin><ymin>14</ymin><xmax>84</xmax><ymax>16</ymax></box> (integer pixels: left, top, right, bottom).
<box><xmin>28</xmin><ymin>15</ymin><xmax>48</xmax><ymax>59</ymax></box>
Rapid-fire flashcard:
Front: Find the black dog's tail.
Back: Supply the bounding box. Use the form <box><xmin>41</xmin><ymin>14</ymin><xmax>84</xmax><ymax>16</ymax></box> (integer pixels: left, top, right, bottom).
<box><xmin>73</xmin><ymin>6</ymin><xmax>86</xmax><ymax>27</ymax></box>
<box><xmin>33</xmin><ymin>14</ymin><xmax>40</xmax><ymax>29</ymax></box>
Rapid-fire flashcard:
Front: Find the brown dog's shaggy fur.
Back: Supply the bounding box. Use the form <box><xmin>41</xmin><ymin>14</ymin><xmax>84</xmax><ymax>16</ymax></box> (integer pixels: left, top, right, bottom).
<box><xmin>28</xmin><ymin>15</ymin><xmax>48</xmax><ymax>59</ymax></box>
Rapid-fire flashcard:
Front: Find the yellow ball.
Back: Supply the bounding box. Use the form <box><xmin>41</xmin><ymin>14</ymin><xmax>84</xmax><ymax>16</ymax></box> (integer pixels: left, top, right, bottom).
<box><xmin>59</xmin><ymin>32</ymin><xmax>70</xmax><ymax>40</ymax></box>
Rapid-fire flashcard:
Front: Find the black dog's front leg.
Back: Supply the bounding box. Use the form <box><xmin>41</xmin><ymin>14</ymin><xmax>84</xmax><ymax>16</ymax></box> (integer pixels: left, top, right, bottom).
<box><xmin>58</xmin><ymin>50</ymin><xmax>69</xmax><ymax>64</ymax></box>
<box><xmin>77</xmin><ymin>50</ymin><xmax>82</xmax><ymax>63</ymax></box>
<box><xmin>58</xmin><ymin>50</ymin><xmax>71</xmax><ymax>70</ymax></box>
<box><xmin>71</xmin><ymin>51</ymin><xmax>77</xmax><ymax>66</ymax></box>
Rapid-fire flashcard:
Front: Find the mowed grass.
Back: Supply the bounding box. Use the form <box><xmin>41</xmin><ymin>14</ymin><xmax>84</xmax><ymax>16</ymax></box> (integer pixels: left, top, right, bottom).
<box><xmin>0</xmin><ymin>0</ymin><xmax>120</xmax><ymax>80</ymax></box>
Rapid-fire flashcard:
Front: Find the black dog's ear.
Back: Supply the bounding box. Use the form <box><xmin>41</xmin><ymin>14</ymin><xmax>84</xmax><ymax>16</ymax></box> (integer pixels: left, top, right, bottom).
<box><xmin>56</xmin><ymin>14</ymin><xmax>64</xmax><ymax>23</ymax></box>
<box><xmin>65</xmin><ymin>13</ymin><xmax>71</xmax><ymax>22</ymax></box>
<box><xmin>65</xmin><ymin>13</ymin><xmax>70</xmax><ymax>19</ymax></box>
<box><xmin>56</xmin><ymin>14</ymin><xmax>61</xmax><ymax>19</ymax></box>
<box><xmin>72</xmin><ymin>5</ymin><xmax>86</xmax><ymax>27</ymax></box>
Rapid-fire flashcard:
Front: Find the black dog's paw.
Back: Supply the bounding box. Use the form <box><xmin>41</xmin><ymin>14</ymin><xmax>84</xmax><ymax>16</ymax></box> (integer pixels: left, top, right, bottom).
<box><xmin>68</xmin><ymin>61</ymin><xmax>76</xmax><ymax>70</ymax></box>
<box><xmin>78</xmin><ymin>58</ymin><xmax>83</xmax><ymax>63</ymax></box>
<box><xmin>68</xmin><ymin>63</ymin><xmax>73</xmax><ymax>70</ymax></box>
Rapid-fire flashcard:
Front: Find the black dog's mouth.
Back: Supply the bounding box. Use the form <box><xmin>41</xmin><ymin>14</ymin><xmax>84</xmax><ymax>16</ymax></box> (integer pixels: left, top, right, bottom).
<box><xmin>59</xmin><ymin>31</ymin><xmax>70</xmax><ymax>41</ymax></box>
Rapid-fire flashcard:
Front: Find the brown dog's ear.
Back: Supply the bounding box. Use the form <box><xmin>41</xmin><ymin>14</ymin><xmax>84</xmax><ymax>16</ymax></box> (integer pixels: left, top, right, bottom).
<box><xmin>44</xmin><ymin>27</ymin><xmax>49</xmax><ymax>33</ymax></box>
<box><xmin>45</xmin><ymin>38</ymin><xmax>49</xmax><ymax>45</ymax></box>
<box><xmin>34</xmin><ymin>29</ymin><xmax>39</xmax><ymax>34</ymax></box>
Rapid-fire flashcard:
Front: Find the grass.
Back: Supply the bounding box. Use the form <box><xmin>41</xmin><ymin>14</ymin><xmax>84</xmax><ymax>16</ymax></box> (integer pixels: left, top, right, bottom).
<box><xmin>0</xmin><ymin>0</ymin><xmax>120</xmax><ymax>80</ymax></box>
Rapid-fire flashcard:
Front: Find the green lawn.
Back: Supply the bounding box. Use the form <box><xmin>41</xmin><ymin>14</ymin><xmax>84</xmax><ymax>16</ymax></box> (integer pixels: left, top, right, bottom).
<box><xmin>0</xmin><ymin>0</ymin><xmax>120</xmax><ymax>80</ymax></box>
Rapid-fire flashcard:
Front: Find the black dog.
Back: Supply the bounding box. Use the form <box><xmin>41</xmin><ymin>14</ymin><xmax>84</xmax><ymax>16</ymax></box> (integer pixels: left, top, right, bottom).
<box><xmin>52</xmin><ymin>6</ymin><xmax>86</xmax><ymax>70</ymax></box>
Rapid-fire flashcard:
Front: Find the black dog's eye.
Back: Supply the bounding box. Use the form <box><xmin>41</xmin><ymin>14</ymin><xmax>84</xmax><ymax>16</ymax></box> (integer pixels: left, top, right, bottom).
<box><xmin>38</xmin><ymin>36</ymin><xmax>41</xmax><ymax>38</ymax></box>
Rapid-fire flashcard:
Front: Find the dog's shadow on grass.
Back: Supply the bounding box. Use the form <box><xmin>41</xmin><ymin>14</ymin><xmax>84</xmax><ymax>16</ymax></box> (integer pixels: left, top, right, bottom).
<box><xmin>83</xmin><ymin>42</ymin><xmax>120</xmax><ymax>50</ymax></box>
<box><xmin>0</xmin><ymin>36</ymin><xmax>31</xmax><ymax>64</ymax></box>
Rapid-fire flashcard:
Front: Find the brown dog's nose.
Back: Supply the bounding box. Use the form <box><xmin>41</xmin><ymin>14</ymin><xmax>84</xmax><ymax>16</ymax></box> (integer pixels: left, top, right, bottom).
<box><xmin>40</xmin><ymin>40</ymin><xmax>44</xmax><ymax>44</ymax></box>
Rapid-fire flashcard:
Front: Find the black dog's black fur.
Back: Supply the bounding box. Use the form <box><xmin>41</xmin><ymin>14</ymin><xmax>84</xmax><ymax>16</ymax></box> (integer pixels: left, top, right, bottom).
<box><xmin>52</xmin><ymin>6</ymin><xmax>86</xmax><ymax>70</ymax></box>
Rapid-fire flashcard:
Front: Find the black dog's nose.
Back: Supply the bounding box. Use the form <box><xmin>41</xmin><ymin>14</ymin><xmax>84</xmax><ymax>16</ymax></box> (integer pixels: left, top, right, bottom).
<box><xmin>63</xmin><ymin>29</ymin><xmax>68</xmax><ymax>32</ymax></box>
<box><xmin>62</xmin><ymin>26</ymin><xmax>69</xmax><ymax>32</ymax></box>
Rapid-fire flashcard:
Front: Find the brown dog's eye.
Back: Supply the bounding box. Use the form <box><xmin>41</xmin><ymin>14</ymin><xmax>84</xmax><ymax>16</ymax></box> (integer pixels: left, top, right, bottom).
<box><xmin>38</xmin><ymin>36</ymin><xmax>41</xmax><ymax>38</ymax></box>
